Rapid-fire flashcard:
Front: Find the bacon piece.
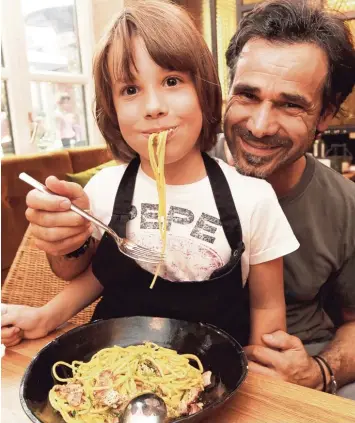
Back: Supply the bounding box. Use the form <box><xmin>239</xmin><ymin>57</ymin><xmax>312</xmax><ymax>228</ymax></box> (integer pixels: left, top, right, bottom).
<box><xmin>54</xmin><ymin>383</ymin><xmax>84</xmax><ymax>407</ymax></box>
<box><xmin>202</xmin><ymin>371</ymin><xmax>212</xmax><ymax>387</ymax></box>
<box><xmin>188</xmin><ymin>403</ymin><xmax>203</xmax><ymax>415</ymax></box>
<box><xmin>178</xmin><ymin>387</ymin><xmax>201</xmax><ymax>415</ymax></box>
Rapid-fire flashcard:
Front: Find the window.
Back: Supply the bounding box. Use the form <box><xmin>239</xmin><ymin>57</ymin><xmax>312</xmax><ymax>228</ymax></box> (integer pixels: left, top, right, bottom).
<box><xmin>1</xmin><ymin>80</ymin><xmax>14</xmax><ymax>156</ymax></box>
<box><xmin>216</xmin><ymin>0</ymin><xmax>237</xmax><ymax>101</ymax></box>
<box><xmin>326</xmin><ymin>1</ymin><xmax>355</xmax><ymax>129</ymax></box>
<box><xmin>241</xmin><ymin>0</ymin><xmax>262</xmax><ymax>4</ymax></box>
<box><xmin>326</xmin><ymin>0</ymin><xmax>355</xmax><ymax>11</ymax></box>
<box><xmin>22</xmin><ymin>1</ymin><xmax>82</xmax><ymax>74</ymax></box>
<box><xmin>1</xmin><ymin>0</ymin><xmax>96</xmax><ymax>156</ymax></box>
<box><xmin>1</xmin><ymin>48</ymin><xmax>15</xmax><ymax>156</ymax></box>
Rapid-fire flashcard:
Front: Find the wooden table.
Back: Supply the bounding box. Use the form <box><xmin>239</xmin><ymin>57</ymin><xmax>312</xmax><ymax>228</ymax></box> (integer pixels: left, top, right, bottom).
<box><xmin>2</xmin><ymin>324</ymin><xmax>355</xmax><ymax>423</ymax></box>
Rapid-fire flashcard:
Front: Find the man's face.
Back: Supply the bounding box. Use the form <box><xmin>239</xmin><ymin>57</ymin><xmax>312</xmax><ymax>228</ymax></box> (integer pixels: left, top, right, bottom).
<box><xmin>224</xmin><ymin>38</ymin><xmax>331</xmax><ymax>178</ymax></box>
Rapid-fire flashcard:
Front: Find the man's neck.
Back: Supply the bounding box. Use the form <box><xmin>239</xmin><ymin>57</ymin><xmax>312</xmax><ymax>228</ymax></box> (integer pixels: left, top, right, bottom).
<box><xmin>266</xmin><ymin>155</ymin><xmax>307</xmax><ymax>198</ymax></box>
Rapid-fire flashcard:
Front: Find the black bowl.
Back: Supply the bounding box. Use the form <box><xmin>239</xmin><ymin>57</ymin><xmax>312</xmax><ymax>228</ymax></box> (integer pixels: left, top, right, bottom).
<box><xmin>20</xmin><ymin>316</ymin><xmax>248</xmax><ymax>422</ymax></box>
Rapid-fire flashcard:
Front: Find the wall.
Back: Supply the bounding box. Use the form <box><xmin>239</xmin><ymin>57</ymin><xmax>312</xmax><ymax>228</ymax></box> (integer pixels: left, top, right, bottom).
<box><xmin>176</xmin><ymin>0</ymin><xmax>203</xmax><ymax>33</ymax></box>
<box><xmin>92</xmin><ymin>0</ymin><xmax>125</xmax><ymax>43</ymax></box>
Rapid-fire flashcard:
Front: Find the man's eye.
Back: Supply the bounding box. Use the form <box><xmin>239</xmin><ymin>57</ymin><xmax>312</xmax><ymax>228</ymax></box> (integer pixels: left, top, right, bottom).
<box><xmin>165</xmin><ymin>77</ymin><xmax>179</xmax><ymax>87</ymax></box>
<box><xmin>123</xmin><ymin>86</ymin><xmax>138</xmax><ymax>96</ymax></box>
<box><xmin>284</xmin><ymin>103</ymin><xmax>302</xmax><ymax>109</ymax></box>
<box><xmin>239</xmin><ymin>92</ymin><xmax>256</xmax><ymax>100</ymax></box>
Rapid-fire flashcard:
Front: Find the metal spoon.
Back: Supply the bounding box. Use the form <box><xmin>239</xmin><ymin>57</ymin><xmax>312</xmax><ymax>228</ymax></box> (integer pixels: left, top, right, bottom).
<box><xmin>120</xmin><ymin>393</ymin><xmax>168</xmax><ymax>423</ymax></box>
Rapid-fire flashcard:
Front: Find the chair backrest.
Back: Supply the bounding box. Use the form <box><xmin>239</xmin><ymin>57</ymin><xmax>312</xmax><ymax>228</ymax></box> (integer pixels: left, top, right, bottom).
<box><xmin>2</xmin><ymin>225</ymin><xmax>97</xmax><ymax>325</ymax></box>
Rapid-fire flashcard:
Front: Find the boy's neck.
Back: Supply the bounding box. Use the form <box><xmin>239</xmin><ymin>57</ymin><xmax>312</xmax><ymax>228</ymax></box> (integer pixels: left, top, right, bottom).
<box><xmin>141</xmin><ymin>147</ymin><xmax>206</xmax><ymax>185</ymax></box>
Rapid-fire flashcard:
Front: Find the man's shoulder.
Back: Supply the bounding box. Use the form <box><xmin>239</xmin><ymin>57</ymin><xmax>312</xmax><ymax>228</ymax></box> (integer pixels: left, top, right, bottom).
<box><xmin>311</xmin><ymin>155</ymin><xmax>355</xmax><ymax>202</ymax></box>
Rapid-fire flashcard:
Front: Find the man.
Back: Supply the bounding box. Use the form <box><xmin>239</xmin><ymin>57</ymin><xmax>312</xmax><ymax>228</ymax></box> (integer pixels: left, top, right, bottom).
<box><xmin>216</xmin><ymin>0</ymin><xmax>355</xmax><ymax>399</ymax></box>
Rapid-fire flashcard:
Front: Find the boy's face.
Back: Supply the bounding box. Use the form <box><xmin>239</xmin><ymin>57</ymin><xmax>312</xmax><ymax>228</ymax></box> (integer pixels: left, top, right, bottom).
<box><xmin>224</xmin><ymin>39</ymin><xmax>333</xmax><ymax>179</ymax></box>
<box><xmin>109</xmin><ymin>36</ymin><xmax>203</xmax><ymax>166</ymax></box>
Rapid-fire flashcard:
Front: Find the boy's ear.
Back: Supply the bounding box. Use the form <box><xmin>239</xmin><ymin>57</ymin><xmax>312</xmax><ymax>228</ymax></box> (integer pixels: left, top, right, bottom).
<box><xmin>317</xmin><ymin>105</ymin><xmax>336</xmax><ymax>133</ymax></box>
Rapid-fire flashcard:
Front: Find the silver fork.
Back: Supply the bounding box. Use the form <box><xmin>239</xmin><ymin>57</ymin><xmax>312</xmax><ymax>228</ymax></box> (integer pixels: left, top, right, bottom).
<box><xmin>19</xmin><ymin>172</ymin><xmax>164</xmax><ymax>264</ymax></box>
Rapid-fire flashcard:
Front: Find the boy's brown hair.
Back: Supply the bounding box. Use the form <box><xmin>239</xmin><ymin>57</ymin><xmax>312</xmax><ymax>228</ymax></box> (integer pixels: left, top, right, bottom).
<box><xmin>93</xmin><ymin>0</ymin><xmax>222</xmax><ymax>161</ymax></box>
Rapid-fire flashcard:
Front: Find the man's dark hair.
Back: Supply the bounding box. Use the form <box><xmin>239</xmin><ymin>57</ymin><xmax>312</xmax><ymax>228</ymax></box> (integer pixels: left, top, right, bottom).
<box><xmin>226</xmin><ymin>0</ymin><xmax>355</xmax><ymax>115</ymax></box>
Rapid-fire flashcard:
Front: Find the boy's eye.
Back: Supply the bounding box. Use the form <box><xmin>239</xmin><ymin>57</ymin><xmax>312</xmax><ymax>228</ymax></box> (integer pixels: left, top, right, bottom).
<box><xmin>165</xmin><ymin>77</ymin><xmax>179</xmax><ymax>87</ymax></box>
<box><xmin>123</xmin><ymin>86</ymin><xmax>138</xmax><ymax>96</ymax></box>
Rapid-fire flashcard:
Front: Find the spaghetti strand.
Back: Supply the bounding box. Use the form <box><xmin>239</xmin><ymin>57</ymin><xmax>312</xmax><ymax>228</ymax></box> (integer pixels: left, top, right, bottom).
<box><xmin>148</xmin><ymin>131</ymin><xmax>168</xmax><ymax>288</ymax></box>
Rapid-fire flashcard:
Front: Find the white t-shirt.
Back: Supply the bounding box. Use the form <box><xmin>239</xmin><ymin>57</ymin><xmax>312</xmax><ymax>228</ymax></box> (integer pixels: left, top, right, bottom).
<box><xmin>85</xmin><ymin>158</ymin><xmax>299</xmax><ymax>284</ymax></box>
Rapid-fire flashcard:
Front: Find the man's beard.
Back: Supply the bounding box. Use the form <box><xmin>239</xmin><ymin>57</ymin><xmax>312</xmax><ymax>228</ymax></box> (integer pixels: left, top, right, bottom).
<box><xmin>224</xmin><ymin>124</ymin><xmax>308</xmax><ymax>179</ymax></box>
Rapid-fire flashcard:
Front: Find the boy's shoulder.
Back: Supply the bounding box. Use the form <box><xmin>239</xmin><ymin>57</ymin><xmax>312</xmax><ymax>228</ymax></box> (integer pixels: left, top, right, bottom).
<box><xmin>85</xmin><ymin>162</ymin><xmax>128</xmax><ymax>186</ymax></box>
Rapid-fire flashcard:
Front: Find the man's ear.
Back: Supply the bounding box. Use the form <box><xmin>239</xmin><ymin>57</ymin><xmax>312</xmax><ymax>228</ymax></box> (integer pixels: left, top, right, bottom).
<box><xmin>317</xmin><ymin>105</ymin><xmax>336</xmax><ymax>132</ymax></box>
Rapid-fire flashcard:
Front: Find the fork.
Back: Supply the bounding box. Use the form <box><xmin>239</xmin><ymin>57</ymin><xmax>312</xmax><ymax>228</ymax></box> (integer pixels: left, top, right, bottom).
<box><xmin>19</xmin><ymin>172</ymin><xmax>164</xmax><ymax>264</ymax></box>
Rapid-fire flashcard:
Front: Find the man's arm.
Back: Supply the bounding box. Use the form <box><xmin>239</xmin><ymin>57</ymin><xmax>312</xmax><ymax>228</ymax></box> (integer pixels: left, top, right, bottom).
<box><xmin>319</xmin><ymin>250</ymin><xmax>355</xmax><ymax>389</ymax></box>
<box><xmin>244</xmin><ymin>312</ymin><xmax>355</xmax><ymax>391</ymax></box>
<box><xmin>319</xmin><ymin>309</ymin><xmax>355</xmax><ymax>389</ymax></box>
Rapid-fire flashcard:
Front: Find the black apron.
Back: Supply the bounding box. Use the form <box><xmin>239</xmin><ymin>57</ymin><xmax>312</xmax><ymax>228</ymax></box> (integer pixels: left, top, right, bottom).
<box><xmin>92</xmin><ymin>153</ymin><xmax>250</xmax><ymax>346</ymax></box>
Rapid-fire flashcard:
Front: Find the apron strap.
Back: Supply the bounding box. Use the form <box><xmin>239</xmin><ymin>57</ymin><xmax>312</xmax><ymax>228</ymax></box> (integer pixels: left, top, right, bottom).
<box><xmin>202</xmin><ymin>152</ymin><xmax>243</xmax><ymax>252</ymax></box>
<box><xmin>109</xmin><ymin>153</ymin><xmax>243</xmax><ymax>250</ymax></box>
<box><xmin>110</xmin><ymin>156</ymin><xmax>140</xmax><ymax>237</ymax></box>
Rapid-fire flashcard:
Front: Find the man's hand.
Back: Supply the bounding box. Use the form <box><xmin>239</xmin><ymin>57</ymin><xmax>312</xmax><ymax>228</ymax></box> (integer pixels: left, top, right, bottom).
<box><xmin>25</xmin><ymin>176</ymin><xmax>92</xmax><ymax>256</ymax></box>
<box><xmin>244</xmin><ymin>330</ymin><xmax>322</xmax><ymax>389</ymax></box>
<box><xmin>1</xmin><ymin>303</ymin><xmax>49</xmax><ymax>347</ymax></box>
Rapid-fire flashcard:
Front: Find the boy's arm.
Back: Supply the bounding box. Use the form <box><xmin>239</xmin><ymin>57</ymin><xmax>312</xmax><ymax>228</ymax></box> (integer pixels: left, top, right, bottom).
<box><xmin>248</xmin><ymin>257</ymin><xmax>286</xmax><ymax>345</ymax></box>
<box><xmin>47</xmin><ymin>238</ymin><xmax>98</xmax><ymax>281</ymax></box>
<box><xmin>1</xmin><ymin>265</ymin><xmax>103</xmax><ymax>346</ymax></box>
<box><xmin>40</xmin><ymin>264</ymin><xmax>103</xmax><ymax>334</ymax></box>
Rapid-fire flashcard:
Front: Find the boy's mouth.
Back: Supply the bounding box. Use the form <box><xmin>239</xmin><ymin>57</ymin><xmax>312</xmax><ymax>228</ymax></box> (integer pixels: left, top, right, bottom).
<box><xmin>142</xmin><ymin>126</ymin><xmax>177</xmax><ymax>140</ymax></box>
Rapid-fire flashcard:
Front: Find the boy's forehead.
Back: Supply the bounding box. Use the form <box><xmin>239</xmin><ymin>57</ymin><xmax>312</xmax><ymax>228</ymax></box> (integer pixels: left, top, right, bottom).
<box><xmin>107</xmin><ymin>36</ymin><xmax>145</xmax><ymax>83</ymax></box>
<box><xmin>107</xmin><ymin>45</ymin><xmax>133</xmax><ymax>83</ymax></box>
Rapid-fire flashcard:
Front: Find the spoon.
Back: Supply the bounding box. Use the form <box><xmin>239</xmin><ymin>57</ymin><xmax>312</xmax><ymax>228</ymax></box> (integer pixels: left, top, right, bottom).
<box><xmin>120</xmin><ymin>393</ymin><xmax>168</xmax><ymax>423</ymax></box>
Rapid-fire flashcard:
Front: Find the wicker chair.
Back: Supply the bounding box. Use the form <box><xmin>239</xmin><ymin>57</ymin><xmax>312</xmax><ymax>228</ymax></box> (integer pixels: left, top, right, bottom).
<box><xmin>2</xmin><ymin>226</ymin><xmax>98</xmax><ymax>325</ymax></box>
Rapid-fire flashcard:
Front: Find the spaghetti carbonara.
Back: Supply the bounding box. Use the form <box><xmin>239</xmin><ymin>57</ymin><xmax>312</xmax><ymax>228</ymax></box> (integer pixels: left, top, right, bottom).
<box><xmin>49</xmin><ymin>342</ymin><xmax>212</xmax><ymax>423</ymax></box>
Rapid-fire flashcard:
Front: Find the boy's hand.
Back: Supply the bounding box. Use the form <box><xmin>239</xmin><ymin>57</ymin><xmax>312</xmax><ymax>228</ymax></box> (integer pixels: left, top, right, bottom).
<box><xmin>25</xmin><ymin>176</ymin><xmax>92</xmax><ymax>256</ymax></box>
<box><xmin>1</xmin><ymin>303</ymin><xmax>49</xmax><ymax>347</ymax></box>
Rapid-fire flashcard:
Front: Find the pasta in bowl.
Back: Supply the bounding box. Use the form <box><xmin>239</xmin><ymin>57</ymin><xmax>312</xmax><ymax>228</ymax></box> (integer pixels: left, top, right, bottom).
<box><xmin>20</xmin><ymin>316</ymin><xmax>248</xmax><ymax>423</ymax></box>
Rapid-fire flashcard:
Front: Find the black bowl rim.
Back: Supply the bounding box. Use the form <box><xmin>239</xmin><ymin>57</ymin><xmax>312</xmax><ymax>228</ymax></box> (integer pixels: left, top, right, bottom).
<box><xmin>19</xmin><ymin>316</ymin><xmax>248</xmax><ymax>423</ymax></box>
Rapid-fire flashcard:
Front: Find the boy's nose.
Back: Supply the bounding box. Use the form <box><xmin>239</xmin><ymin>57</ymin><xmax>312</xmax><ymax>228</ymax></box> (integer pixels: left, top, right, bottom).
<box><xmin>145</xmin><ymin>90</ymin><xmax>168</xmax><ymax>119</ymax></box>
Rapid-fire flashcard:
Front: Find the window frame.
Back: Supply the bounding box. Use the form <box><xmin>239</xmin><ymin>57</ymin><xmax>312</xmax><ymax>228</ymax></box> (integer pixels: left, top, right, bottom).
<box><xmin>1</xmin><ymin>0</ymin><xmax>99</xmax><ymax>155</ymax></box>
